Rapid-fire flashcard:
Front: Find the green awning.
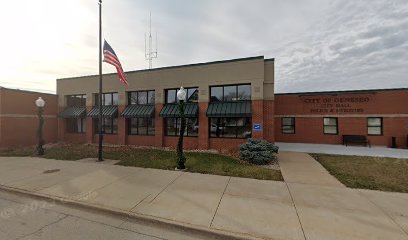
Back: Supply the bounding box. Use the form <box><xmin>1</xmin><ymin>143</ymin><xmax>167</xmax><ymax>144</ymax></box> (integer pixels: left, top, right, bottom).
<box><xmin>58</xmin><ymin>107</ymin><xmax>86</xmax><ymax>118</ymax></box>
<box><xmin>159</xmin><ymin>103</ymin><xmax>198</xmax><ymax>118</ymax></box>
<box><xmin>121</xmin><ymin>104</ymin><xmax>155</xmax><ymax>118</ymax></box>
<box><xmin>206</xmin><ymin>101</ymin><xmax>251</xmax><ymax>117</ymax></box>
<box><xmin>87</xmin><ymin>106</ymin><xmax>118</xmax><ymax>118</ymax></box>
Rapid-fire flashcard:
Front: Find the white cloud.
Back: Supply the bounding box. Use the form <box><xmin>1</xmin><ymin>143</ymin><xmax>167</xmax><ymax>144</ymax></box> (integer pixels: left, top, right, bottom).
<box><xmin>0</xmin><ymin>0</ymin><xmax>407</xmax><ymax>93</ymax></box>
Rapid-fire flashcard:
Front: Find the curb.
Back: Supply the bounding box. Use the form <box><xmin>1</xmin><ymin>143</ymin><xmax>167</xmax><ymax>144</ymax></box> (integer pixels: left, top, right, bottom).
<box><xmin>0</xmin><ymin>185</ymin><xmax>263</xmax><ymax>240</ymax></box>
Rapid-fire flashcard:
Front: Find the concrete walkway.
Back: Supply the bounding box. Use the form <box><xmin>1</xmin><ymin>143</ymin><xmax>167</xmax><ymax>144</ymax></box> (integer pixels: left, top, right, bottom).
<box><xmin>0</xmin><ymin>157</ymin><xmax>407</xmax><ymax>240</ymax></box>
<box><xmin>278</xmin><ymin>151</ymin><xmax>345</xmax><ymax>187</ymax></box>
<box><xmin>276</xmin><ymin>142</ymin><xmax>408</xmax><ymax>159</ymax></box>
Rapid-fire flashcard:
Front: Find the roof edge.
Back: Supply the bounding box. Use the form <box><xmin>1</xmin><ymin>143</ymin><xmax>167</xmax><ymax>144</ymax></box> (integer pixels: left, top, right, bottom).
<box><xmin>275</xmin><ymin>87</ymin><xmax>408</xmax><ymax>96</ymax></box>
<box><xmin>57</xmin><ymin>55</ymin><xmax>268</xmax><ymax>81</ymax></box>
<box><xmin>0</xmin><ymin>86</ymin><xmax>56</xmax><ymax>96</ymax></box>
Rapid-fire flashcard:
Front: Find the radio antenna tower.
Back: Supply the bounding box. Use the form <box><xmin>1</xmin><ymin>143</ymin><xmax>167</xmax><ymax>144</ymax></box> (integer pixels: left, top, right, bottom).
<box><xmin>145</xmin><ymin>12</ymin><xmax>158</xmax><ymax>69</ymax></box>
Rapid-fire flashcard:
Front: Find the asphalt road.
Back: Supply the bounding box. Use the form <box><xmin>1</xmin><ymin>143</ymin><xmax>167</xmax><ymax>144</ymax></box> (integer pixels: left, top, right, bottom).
<box><xmin>0</xmin><ymin>190</ymin><xmax>219</xmax><ymax>240</ymax></box>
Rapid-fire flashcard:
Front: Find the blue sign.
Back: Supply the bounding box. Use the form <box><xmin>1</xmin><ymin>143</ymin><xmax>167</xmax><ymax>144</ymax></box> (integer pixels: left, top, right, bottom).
<box><xmin>254</xmin><ymin>123</ymin><xmax>262</xmax><ymax>132</ymax></box>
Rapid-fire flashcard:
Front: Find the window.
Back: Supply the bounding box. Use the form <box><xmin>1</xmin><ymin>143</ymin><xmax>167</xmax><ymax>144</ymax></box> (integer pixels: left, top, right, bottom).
<box><xmin>95</xmin><ymin>92</ymin><xmax>118</xmax><ymax>106</ymax></box>
<box><xmin>127</xmin><ymin>91</ymin><xmax>155</xmax><ymax>136</ymax></box>
<box><xmin>368</xmin><ymin>117</ymin><xmax>382</xmax><ymax>136</ymax></box>
<box><xmin>65</xmin><ymin>95</ymin><xmax>86</xmax><ymax>133</ymax></box>
<box><xmin>323</xmin><ymin>117</ymin><xmax>338</xmax><ymax>135</ymax></box>
<box><xmin>66</xmin><ymin>119</ymin><xmax>86</xmax><ymax>133</ymax></box>
<box><xmin>128</xmin><ymin>90</ymin><xmax>155</xmax><ymax>105</ymax></box>
<box><xmin>128</xmin><ymin>118</ymin><xmax>155</xmax><ymax>135</ymax></box>
<box><xmin>210</xmin><ymin>84</ymin><xmax>251</xmax><ymax>102</ymax></box>
<box><xmin>165</xmin><ymin>87</ymin><xmax>198</xmax><ymax>103</ymax></box>
<box><xmin>95</xmin><ymin>118</ymin><xmax>118</xmax><ymax>134</ymax></box>
<box><xmin>165</xmin><ymin>118</ymin><xmax>198</xmax><ymax>137</ymax></box>
<box><xmin>67</xmin><ymin>95</ymin><xmax>86</xmax><ymax>107</ymax></box>
<box><xmin>209</xmin><ymin>118</ymin><xmax>251</xmax><ymax>138</ymax></box>
<box><xmin>187</xmin><ymin>88</ymin><xmax>198</xmax><ymax>102</ymax></box>
<box><xmin>93</xmin><ymin>93</ymin><xmax>118</xmax><ymax>134</ymax></box>
<box><xmin>282</xmin><ymin>117</ymin><xmax>295</xmax><ymax>134</ymax></box>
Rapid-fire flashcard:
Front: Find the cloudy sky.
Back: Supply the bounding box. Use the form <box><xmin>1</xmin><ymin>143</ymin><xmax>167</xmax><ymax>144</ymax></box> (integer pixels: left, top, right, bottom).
<box><xmin>1</xmin><ymin>0</ymin><xmax>407</xmax><ymax>93</ymax></box>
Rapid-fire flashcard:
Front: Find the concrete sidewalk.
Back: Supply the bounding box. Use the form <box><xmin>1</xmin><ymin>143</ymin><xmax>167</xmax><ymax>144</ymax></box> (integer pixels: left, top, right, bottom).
<box><xmin>276</xmin><ymin>142</ymin><xmax>408</xmax><ymax>159</ymax></box>
<box><xmin>278</xmin><ymin>151</ymin><xmax>345</xmax><ymax>187</ymax></box>
<box><xmin>0</xmin><ymin>156</ymin><xmax>407</xmax><ymax>240</ymax></box>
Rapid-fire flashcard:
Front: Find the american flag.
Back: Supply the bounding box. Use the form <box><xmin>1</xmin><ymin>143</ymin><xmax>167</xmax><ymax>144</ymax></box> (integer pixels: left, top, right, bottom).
<box><xmin>103</xmin><ymin>40</ymin><xmax>128</xmax><ymax>86</ymax></box>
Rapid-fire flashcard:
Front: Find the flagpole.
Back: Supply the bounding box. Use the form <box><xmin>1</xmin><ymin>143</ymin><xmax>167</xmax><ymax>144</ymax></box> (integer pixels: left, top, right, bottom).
<box><xmin>98</xmin><ymin>0</ymin><xmax>103</xmax><ymax>162</ymax></box>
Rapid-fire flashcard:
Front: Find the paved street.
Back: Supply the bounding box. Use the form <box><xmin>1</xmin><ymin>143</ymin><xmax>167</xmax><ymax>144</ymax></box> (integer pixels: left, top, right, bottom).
<box><xmin>0</xmin><ymin>190</ymin><xmax>222</xmax><ymax>240</ymax></box>
<box><xmin>0</xmin><ymin>156</ymin><xmax>407</xmax><ymax>240</ymax></box>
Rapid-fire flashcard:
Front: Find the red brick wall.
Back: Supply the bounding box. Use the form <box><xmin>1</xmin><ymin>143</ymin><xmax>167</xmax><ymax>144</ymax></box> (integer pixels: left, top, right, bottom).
<box><xmin>117</xmin><ymin>106</ymin><xmax>126</xmax><ymax>145</ymax></box>
<box><xmin>57</xmin><ymin>109</ymin><xmax>65</xmax><ymax>143</ymax></box>
<box><xmin>64</xmin><ymin>133</ymin><xmax>87</xmax><ymax>143</ymax></box>
<box><xmin>1</xmin><ymin>117</ymin><xmax>58</xmax><ymax>147</ymax></box>
<box><xmin>252</xmin><ymin>100</ymin><xmax>264</xmax><ymax>139</ymax></box>
<box><xmin>127</xmin><ymin>135</ymin><xmax>155</xmax><ymax>146</ymax></box>
<box><xmin>275</xmin><ymin>89</ymin><xmax>408</xmax><ymax>148</ymax></box>
<box><xmin>56</xmin><ymin>99</ymin><xmax>279</xmax><ymax>151</ymax></box>
<box><xmin>154</xmin><ymin>104</ymin><xmax>164</xmax><ymax>148</ymax></box>
<box><xmin>0</xmin><ymin>88</ymin><xmax>58</xmax><ymax>148</ymax></box>
<box><xmin>1</xmin><ymin>89</ymin><xmax>57</xmax><ymax>116</ymax></box>
<box><xmin>85</xmin><ymin>106</ymin><xmax>94</xmax><ymax>143</ymax></box>
<box><xmin>198</xmin><ymin>102</ymin><xmax>209</xmax><ymax>149</ymax></box>
<box><xmin>275</xmin><ymin>90</ymin><xmax>408</xmax><ymax>115</ymax></box>
<box><xmin>94</xmin><ymin>134</ymin><xmax>120</xmax><ymax>145</ymax></box>
<box><xmin>263</xmin><ymin>100</ymin><xmax>275</xmax><ymax>142</ymax></box>
<box><xmin>209</xmin><ymin>138</ymin><xmax>246</xmax><ymax>153</ymax></box>
<box><xmin>163</xmin><ymin>136</ymin><xmax>198</xmax><ymax>149</ymax></box>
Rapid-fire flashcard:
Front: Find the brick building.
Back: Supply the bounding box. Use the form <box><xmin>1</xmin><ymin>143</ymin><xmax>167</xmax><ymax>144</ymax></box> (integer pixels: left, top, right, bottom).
<box><xmin>0</xmin><ymin>87</ymin><xmax>58</xmax><ymax>148</ymax></box>
<box><xmin>1</xmin><ymin>56</ymin><xmax>407</xmax><ymax>150</ymax></box>
<box><xmin>275</xmin><ymin>89</ymin><xmax>408</xmax><ymax>148</ymax></box>
<box><xmin>57</xmin><ymin>56</ymin><xmax>275</xmax><ymax>152</ymax></box>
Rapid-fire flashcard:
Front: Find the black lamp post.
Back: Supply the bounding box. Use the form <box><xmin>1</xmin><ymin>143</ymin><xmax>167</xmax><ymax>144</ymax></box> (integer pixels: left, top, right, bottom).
<box><xmin>35</xmin><ymin>97</ymin><xmax>45</xmax><ymax>155</ymax></box>
<box><xmin>176</xmin><ymin>87</ymin><xmax>187</xmax><ymax>170</ymax></box>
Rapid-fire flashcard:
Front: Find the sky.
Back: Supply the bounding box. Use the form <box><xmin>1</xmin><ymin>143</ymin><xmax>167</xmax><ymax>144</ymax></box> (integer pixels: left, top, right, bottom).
<box><xmin>0</xmin><ymin>0</ymin><xmax>407</xmax><ymax>94</ymax></box>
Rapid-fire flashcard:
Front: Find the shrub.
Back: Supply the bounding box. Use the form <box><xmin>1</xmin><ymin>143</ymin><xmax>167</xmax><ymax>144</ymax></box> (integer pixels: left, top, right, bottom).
<box><xmin>239</xmin><ymin>139</ymin><xmax>279</xmax><ymax>165</ymax></box>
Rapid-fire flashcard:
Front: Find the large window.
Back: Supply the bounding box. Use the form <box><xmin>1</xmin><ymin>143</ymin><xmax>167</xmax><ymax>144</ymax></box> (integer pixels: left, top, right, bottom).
<box><xmin>164</xmin><ymin>88</ymin><xmax>198</xmax><ymax>136</ymax></box>
<box><xmin>95</xmin><ymin>118</ymin><xmax>118</xmax><ymax>134</ymax></box>
<box><xmin>65</xmin><ymin>95</ymin><xmax>86</xmax><ymax>134</ymax></box>
<box><xmin>209</xmin><ymin>118</ymin><xmax>251</xmax><ymax>138</ymax></box>
<box><xmin>165</xmin><ymin>87</ymin><xmax>198</xmax><ymax>103</ymax></box>
<box><xmin>67</xmin><ymin>95</ymin><xmax>86</xmax><ymax>107</ymax></box>
<box><xmin>127</xmin><ymin>91</ymin><xmax>155</xmax><ymax>136</ymax></box>
<box><xmin>282</xmin><ymin>117</ymin><xmax>295</xmax><ymax>134</ymax></box>
<box><xmin>95</xmin><ymin>92</ymin><xmax>118</xmax><ymax>106</ymax></box>
<box><xmin>66</xmin><ymin>119</ymin><xmax>86</xmax><ymax>133</ymax></box>
<box><xmin>94</xmin><ymin>92</ymin><xmax>118</xmax><ymax>134</ymax></box>
<box><xmin>323</xmin><ymin>117</ymin><xmax>338</xmax><ymax>135</ymax></box>
<box><xmin>128</xmin><ymin>90</ymin><xmax>155</xmax><ymax>105</ymax></box>
<box><xmin>368</xmin><ymin>117</ymin><xmax>382</xmax><ymax>136</ymax></box>
<box><xmin>165</xmin><ymin>118</ymin><xmax>198</xmax><ymax>137</ymax></box>
<box><xmin>128</xmin><ymin>118</ymin><xmax>155</xmax><ymax>136</ymax></box>
<box><xmin>210</xmin><ymin>84</ymin><xmax>251</xmax><ymax>102</ymax></box>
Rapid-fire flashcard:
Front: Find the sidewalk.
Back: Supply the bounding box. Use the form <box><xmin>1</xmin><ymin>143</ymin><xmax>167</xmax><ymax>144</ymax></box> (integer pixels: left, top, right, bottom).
<box><xmin>0</xmin><ymin>156</ymin><xmax>407</xmax><ymax>240</ymax></box>
<box><xmin>278</xmin><ymin>151</ymin><xmax>344</xmax><ymax>187</ymax></box>
<box><xmin>276</xmin><ymin>142</ymin><xmax>408</xmax><ymax>159</ymax></box>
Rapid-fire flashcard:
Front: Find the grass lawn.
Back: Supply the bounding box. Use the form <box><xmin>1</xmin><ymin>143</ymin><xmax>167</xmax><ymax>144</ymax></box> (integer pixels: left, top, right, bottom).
<box><xmin>0</xmin><ymin>144</ymin><xmax>283</xmax><ymax>181</ymax></box>
<box><xmin>312</xmin><ymin>154</ymin><xmax>408</xmax><ymax>193</ymax></box>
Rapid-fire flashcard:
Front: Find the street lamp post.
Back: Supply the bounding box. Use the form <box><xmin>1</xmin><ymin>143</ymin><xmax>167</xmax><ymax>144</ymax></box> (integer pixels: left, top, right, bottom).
<box><xmin>35</xmin><ymin>97</ymin><xmax>45</xmax><ymax>156</ymax></box>
<box><xmin>176</xmin><ymin>87</ymin><xmax>187</xmax><ymax>170</ymax></box>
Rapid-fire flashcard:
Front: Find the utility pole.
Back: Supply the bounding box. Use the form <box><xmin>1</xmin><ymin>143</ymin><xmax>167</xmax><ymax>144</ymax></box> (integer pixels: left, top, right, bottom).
<box><xmin>98</xmin><ymin>0</ymin><xmax>104</xmax><ymax>162</ymax></box>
